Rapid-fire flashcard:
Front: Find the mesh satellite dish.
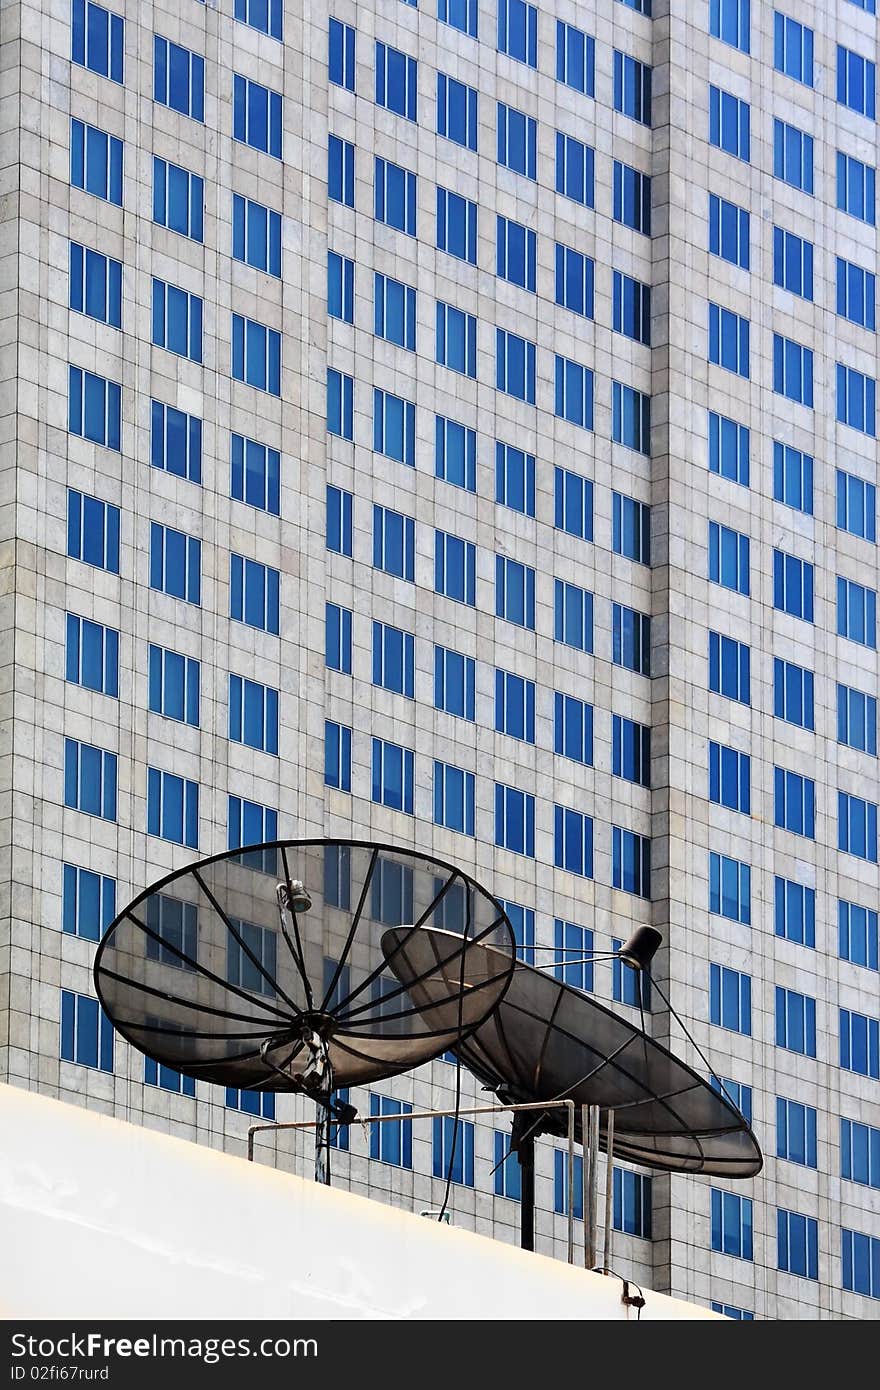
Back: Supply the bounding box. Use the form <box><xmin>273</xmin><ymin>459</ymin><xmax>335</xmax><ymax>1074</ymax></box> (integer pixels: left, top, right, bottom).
<box><xmin>94</xmin><ymin>841</ymin><xmax>516</xmax><ymax>1179</ymax></box>
<box><xmin>383</xmin><ymin>928</ymin><xmax>762</xmax><ymax>1248</ymax></box>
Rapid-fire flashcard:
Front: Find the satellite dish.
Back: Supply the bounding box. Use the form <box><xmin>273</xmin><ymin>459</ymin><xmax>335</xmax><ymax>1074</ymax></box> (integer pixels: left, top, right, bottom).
<box><xmin>94</xmin><ymin>841</ymin><xmax>515</xmax><ymax>1114</ymax></box>
<box><xmin>382</xmin><ymin>927</ymin><xmax>762</xmax><ymax>1178</ymax></box>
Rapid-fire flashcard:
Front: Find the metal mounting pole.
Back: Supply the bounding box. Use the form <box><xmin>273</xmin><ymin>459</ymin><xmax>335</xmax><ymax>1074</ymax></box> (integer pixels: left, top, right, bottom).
<box><xmin>566</xmin><ymin>1100</ymin><xmax>575</xmax><ymax>1265</ymax></box>
<box><xmin>517</xmin><ymin>1129</ymin><xmax>536</xmax><ymax>1252</ymax></box>
<box><xmin>584</xmin><ymin>1103</ymin><xmax>600</xmax><ymax>1268</ymax></box>
<box><xmin>602</xmin><ymin>1108</ymin><xmax>615</xmax><ymax>1273</ymax></box>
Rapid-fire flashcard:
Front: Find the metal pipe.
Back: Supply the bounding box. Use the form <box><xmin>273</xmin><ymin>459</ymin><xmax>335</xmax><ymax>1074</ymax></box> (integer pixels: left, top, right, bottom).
<box><xmin>602</xmin><ymin>1109</ymin><xmax>615</xmax><ymax>1273</ymax></box>
<box><xmin>589</xmin><ymin>1104</ymin><xmax>600</xmax><ymax>1268</ymax></box>
<box><xmin>581</xmin><ymin>1104</ymin><xmax>589</xmax><ymax>1268</ymax></box>
<box><xmin>565</xmin><ymin>1099</ymin><xmax>575</xmax><ymax>1265</ymax></box>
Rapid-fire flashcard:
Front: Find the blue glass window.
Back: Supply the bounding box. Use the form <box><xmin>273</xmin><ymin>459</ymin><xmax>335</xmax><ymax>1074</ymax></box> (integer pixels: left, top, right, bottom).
<box><xmin>709</xmin><ymin>86</ymin><xmax>750</xmax><ymax>160</ymax></box>
<box><xmin>555</xmin><ymin>693</ymin><xmax>594</xmax><ymax>767</ymax></box>
<box><xmin>553</xmin><ymin>804</ymin><xmax>593</xmax><ymax>878</ymax></box>
<box><xmin>328</xmin><ymin>17</ymin><xmax>355</xmax><ymax>90</ymax></box>
<box><xmin>612</xmin><ymin>604</ymin><xmax>650</xmax><ymax>675</ymax></box>
<box><xmin>231</xmin><ymin>433</ymin><xmax>279</xmax><ymax>516</ymax></box>
<box><xmin>228</xmin><ymin>797</ymin><xmax>278</xmax><ymax>873</ymax></box>
<box><xmin>494</xmin><ymin>1131</ymin><xmax>521</xmax><ymax>1198</ymax></box>
<box><xmin>613</xmin><ymin>271</ymin><xmax>651</xmax><ymax>346</ymax></box>
<box><xmin>152</xmin><ymin>401</ymin><xmax>201</xmax><ymax>484</ymax></box>
<box><xmin>708</xmin><ymin>521</ymin><xmax>749</xmax><ymax>594</ymax></box>
<box><xmin>709</xmin><ymin>194</ymin><xmax>749</xmax><ymax>269</ymax></box>
<box><xmin>152</xmin><ymin>278</ymin><xmax>202</xmax><ymax>362</ymax></box>
<box><xmin>66</xmin><ymin>488</ymin><xmax>119</xmax><ymax>572</ymax></box>
<box><xmin>327</xmin><ymin>368</ymin><xmax>354</xmax><ymax>439</ymax></box>
<box><xmin>773</xmin><ymin>658</ymin><xmax>814</xmax><ymax>729</ymax></box>
<box><xmin>495</xmin><ymin>783</ymin><xmax>535</xmax><ymax>857</ymax></box>
<box><xmin>72</xmin><ymin>1</ymin><xmax>123</xmax><ymax>82</ymax></box>
<box><xmin>840</xmin><ymin>1009</ymin><xmax>880</xmax><ymax>1078</ymax></box>
<box><xmin>434</xmin><ymin>646</ymin><xmax>475</xmax><ymax>720</ymax></box>
<box><xmin>437</xmin><ymin>73</ymin><xmax>478</xmax><ymax>151</ymax></box>
<box><xmin>773</xmin><ymin>442</ymin><xmax>812</xmax><ymax>514</ymax></box>
<box><xmin>836</xmin><ymin>471</ymin><xmax>875</xmax><ymax>545</ymax></box>
<box><xmin>776</xmin><ymin>987</ymin><xmax>817</xmax><ymax>1056</ymax></box>
<box><xmin>375</xmin><ymin>41</ymin><xmax>418</xmax><ymax>121</ymax></box>
<box><xmin>837</xmin><ymin>152</ymin><xmax>875</xmax><ymax>224</ymax></box>
<box><xmin>556</xmin><ymin>21</ymin><xmax>593</xmax><ymax>95</ymax></box>
<box><xmin>709</xmin><ymin>852</ymin><xmax>750</xmax><ymax>924</ymax></box>
<box><xmin>708</xmin><ymin>411</ymin><xmax>749</xmax><ymax>486</ymax></box>
<box><xmin>436</xmin><ymin>302</ymin><xmax>477</xmax><ymax>377</ymax></box>
<box><xmin>230</xmin><ymin>553</ymin><xmax>280</xmax><ymax>633</ymax></box>
<box><xmin>711</xmin><ymin>0</ymin><xmax>749</xmax><ymax>52</ymax></box>
<box><xmin>709</xmin><ymin>963</ymin><xmax>751</xmax><ymax>1034</ymax></box>
<box><xmin>711</xmin><ymin>1077</ymin><xmax>751</xmax><ymax>1124</ymax></box>
<box><xmin>842</xmin><ymin>1230</ymin><xmax>880</xmax><ymax>1300</ymax></box>
<box><xmin>773</xmin><ymin>119</ymin><xmax>813</xmax><ymax>192</ymax></box>
<box><xmin>837</xmin><ymin>364</ymin><xmax>876</xmax><ymax>435</ymax></box>
<box><xmin>324</xmin><ymin>720</ymin><xmax>352</xmax><ymax>792</ymax></box>
<box><xmin>373</xmin><ymin>504</ymin><xmax>415</xmax><ymax>581</ymax></box>
<box><xmin>711</xmin><ymin>1190</ymin><xmax>752</xmax><ymax>1259</ymax></box>
<box><xmin>150</xmin><ymin>523</ymin><xmax>200</xmax><ymax>605</ymax></box>
<box><xmin>496</xmin><ymin>557</ymin><xmax>536</xmax><ymax>630</ymax></box>
<box><xmin>837</xmin><ymin>576</ymin><xmax>877</xmax><ymax>647</ymax></box>
<box><xmin>709</xmin><ymin>741</ymin><xmax>750</xmax><ymax>813</ymax></box>
<box><xmin>612</xmin><ymin>383</ymin><xmax>651</xmax><ymax>454</ymax></box>
<box><xmin>553</xmin><ymin>920</ymin><xmax>593</xmax><ymax>992</ymax></box>
<box><xmin>233</xmin><ymin>73</ymin><xmax>282</xmax><ymax>156</ymax></box>
<box><xmin>554</xmin><ymin>579</ymin><xmax>593</xmax><ymax>652</ymax></box>
<box><xmin>554</xmin><ymin>1149</ymin><xmax>584</xmax><ymax>1218</ymax></box>
<box><xmin>328</xmin><ymin>135</ymin><xmax>355</xmax><ymax>207</ymax></box>
<box><xmin>497</xmin><ymin>215</ymin><xmax>536</xmax><ymax>290</ymax></box>
<box><xmin>370</xmin><ymin>1095</ymin><xmax>413</xmax><ymax>1167</ymax></box>
<box><xmin>64</xmin><ymin>738</ymin><xmax>117</xmax><ymax>820</ymax></box>
<box><xmin>433</xmin><ymin>761</ymin><xmax>475</xmax><ymax>835</ymax></box>
<box><xmin>554</xmin><ymin>355</ymin><xmax>593</xmax><ymax>429</ymax></box>
<box><xmin>773</xmin><ymin>550</ymin><xmax>813</xmax><ymax>621</ymax></box>
<box><xmin>438</xmin><ymin>188</ymin><xmax>477</xmax><ymax>265</ymax></box>
<box><xmin>229</xmin><ymin>674</ymin><xmax>279</xmax><ymax>755</ymax></box>
<box><xmin>613</xmin><ymin>493</ymin><xmax>650</xmax><ymax>564</ymax></box>
<box><xmin>774</xmin><ymin>767</ymin><xmax>815</xmax><ymax>838</ymax></box>
<box><xmin>69</xmin><ymin>242</ymin><xmax>121</xmax><ymax>327</ymax></box>
<box><xmin>555</xmin><ymin>132</ymin><xmax>594</xmax><ymax>206</ymax></box>
<box><xmin>613</xmin><ymin>940</ymin><xmax>650</xmax><ymax>1009</ymax></box>
<box><xmin>147</xmin><ymin>767</ymin><xmax>198</xmax><ymax>848</ymax></box>
<box><xmin>63</xmin><ymin>863</ymin><xmax>115</xmax><ymax>941</ymax></box>
<box><xmin>497</xmin><ymin>330</ymin><xmax>536</xmax><ymax>403</ymax></box>
<box><xmin>612</xmin><ymin>715</ymin><xmax>650</xmax><ymax>787</ymax></box>
<box><xmin>144</xmin><ymin>1057</ymin><xmax>194</xmax><ymax>1097</ymax></box>
<box><xmin>371</xmin><ymin>737</ymin><xmax>414</xmax><ymax>814</ymax></box>
<box><xmin>375</xmin><ymin>158</ymin><xmax>416</xmax><ymax>234</ymax></box>
<box><xmin>837</xmin><ymin>45</ymin><xmax>876</xmax><ymax>119</ymax></box>
<box><xmin>773</xmin><ymin>228</ymin><xmax>813</xmax><ymax>299</ymax></box>
<box><xmin>435</xmin><ymin>416</ymin><xmax>476</xmax><ymax>493</ymax></box>
<box><xmin>325</xmin><ymin>602</ymin><xmax>352</xmax><ymax>673</ymax></box>
<box><xmin>777</xmin><ymin>1210</ymin><xmax>819</xmax><ymax>1280</ymax></box>
<box><xmin>226</xmin><ymin>1089</ymin><xmax>275</xmax><ymax>1119</ymax></box>
<box><xmin>499</xmin><ymin>0</ymin><xmax>537</xmax><ymax>67</ymax></box>
<box><xmin>235</xmin><ymin>0</ymin><xmax>282</xmax><ymax>41</ymax></box>
<box><xmin>231</xmin><ymin>313</ymin><xmax>281</xmax><ymax>395</ymax></box>
<box><xmin>373</xmin><ymin>389</ymin><xmax>415</xmax><ymax>469</ymax></box>
<box><xmin>435</xmin><ymin>530</ymin><xmax>476</xmax><ymax>605</ymax></box>
<box><xmin>841</xmin><ymin>1119</ymin><xmax>880</xmax><ymax>1188</ymax></box>
<box><xmin>373</xmin><ymin>622</ymin><xmax>414</xmax><ymax>698</ymax></box>
<box><xmin>432</xmin><ymin>1116</ymin><xmax>474</xmax><ymax>1185</ymax></box>
<box><xmin>148</xmin><ymin>645</ymin><xmax>199</xmax><ymax>726</ymax></box>
<box><xmin>709</xmin><ymin>303</ymin><xmax>749</xmax><ymax>377</ymax></box>
<box><xmin>614</xmin><ymin>50</ymin><xmax>652</xmax><ymax>124</ymax></box>
<box><xmin>153</xmin><ymin>157</ymin><xmax>203</xmax><ymax>240</ymax></box>
<box><xmin>709</xmin><ymin>632</ymin><xmax>750</xmax><ymax>704</ymax></box>
<box><xmin>839</xmin><ymin>791</ymin><xmax>878</xmax><ymax>862</ymax></box>
<box><xmin>837</xmin><ymin>685</ymin><xmax>877</xmax><ymax>756</ymax></box>
<box><xmin>495</xmin><ymin>442</ymin><xmax>535</xmax><ymax>517</ymax></box>
<box><xmin>154</xmin><ymin>36</ymin><xmax>203</xmax><ymax>121</ymax></box>
<box><xmin>554</xmin><ymin>467</ymin><xmax>593</xmax><ymax>540</ymax></box>
<box><xmin>613</xmin><ymin>1169</ymin><xmax>652</xmax><ymax>1238</ymax></box>
<box><xmin>613</xmin><ymin>161</ymin><xmax>651</xmax><ymax>234</ymax></box>
<box><xmin>836</xmin><ymin>258</ymin><xmax>875</xmax><ymax>330</ymax></box>
<box><xmin>234</xmin><ymin>195</ymin><xmax>282</xmax><ymax>277</ymax></box>
<box><xmin>439</xmin><ymin>0</ymin><xmax>478</xmax><ymax>38</ymax></box>
<box><xmin>612</xmin><ymin>826</ymin><xmax>651</xmax><ymax>898</ymax></box>
<box><xmin>774</xmin><ymin>12</ymin><xmax>812</xmax><ymax>84</ymax></box>
<box><xmin>499</xmin><ymin>900</ymin><xmax>535</xmax><ymax>965</ymax></box>
<box><xmin>60</xmin><ymin>990</ymin><xmax>113</xmax><ymax>1072</ymax></box>
<box><xmin>555</xmin><ymin>243</ymin><xmax>594</xmax><ymax>319</ymax></box>
<box><xmin>70</xmin><ymin>118</ymin><xmax>123</xmax><ymax>205</ymax></box>
<box><xmin>67</xmin><ymin>366</ymin><xmax>121</xmax><ymax>450</ymax></box>
<box><xmin>497</xmin><ymin>103</ymin><xmax>537</xmax><ymax>178</ymax></box>
<box><xmin>777</xmin><ymin>1100</ymin><xmax>818</xmax><ymax>1168</ymax></box>
<box><xmin>65</xmin><ymin>614</ymin><xmax>118</xmax><ymax>698</ymax></box>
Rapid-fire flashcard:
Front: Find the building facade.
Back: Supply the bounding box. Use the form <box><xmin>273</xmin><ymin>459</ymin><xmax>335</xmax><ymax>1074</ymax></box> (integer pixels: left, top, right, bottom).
<box><xmin>1</xmin><ymin>0</ymin><xmax>879</xmax><ymax>1318</ymax></box>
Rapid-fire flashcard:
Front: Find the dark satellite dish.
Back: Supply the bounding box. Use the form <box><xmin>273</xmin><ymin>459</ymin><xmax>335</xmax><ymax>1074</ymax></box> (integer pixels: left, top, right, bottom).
<box><xmin>94</xmin><ymin>841</ymin><xmax>515</xmax><ymax>1106</ymax></box>
<box><xmin>384</xmin><ymin>926</ymin><xmax>762</xmax><ymax>1245</ymax></box>
<box><xmin>382</xmin><ymin>927</ymin><xmax>761</xmax><ymax>1177</ymax></box>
